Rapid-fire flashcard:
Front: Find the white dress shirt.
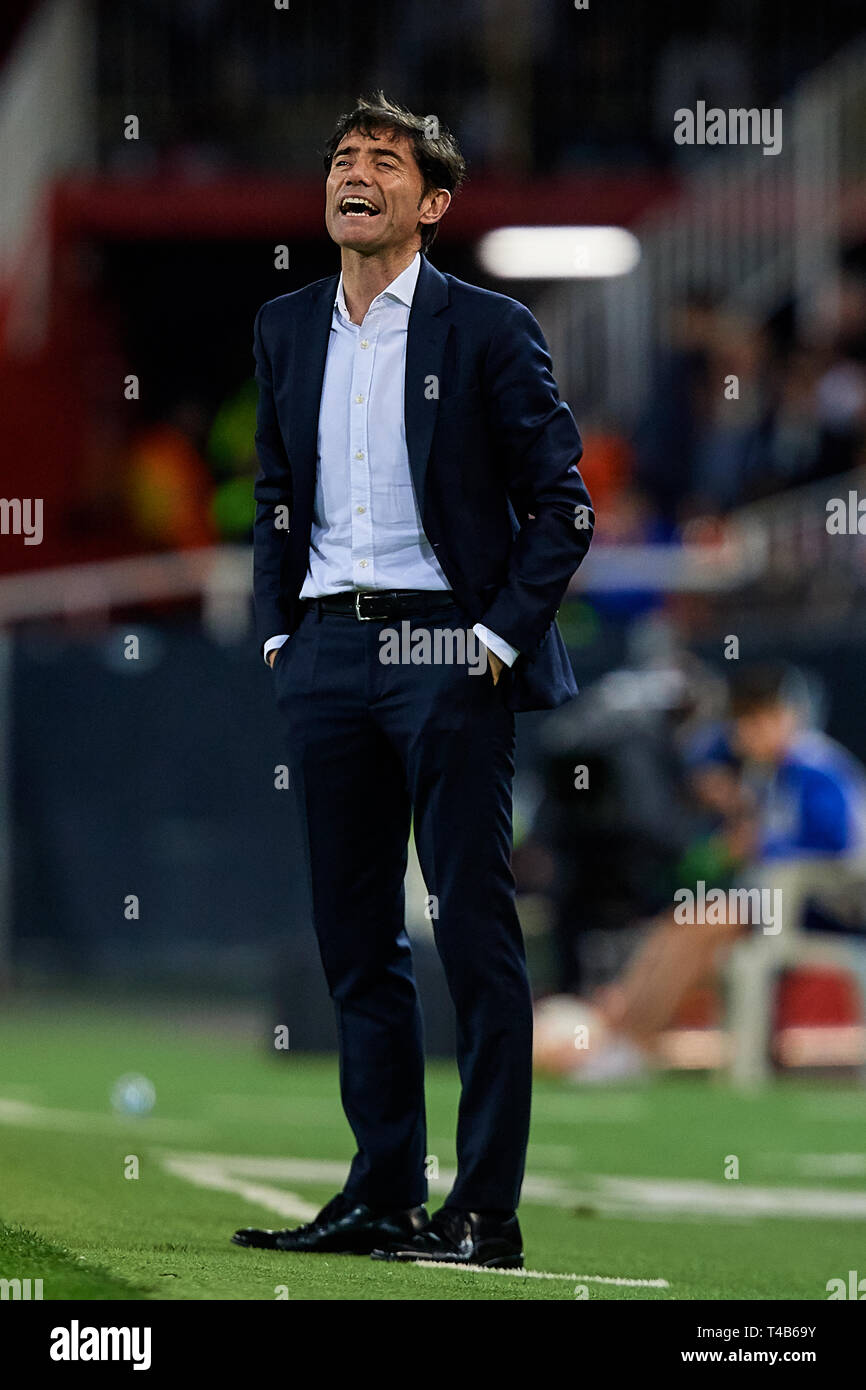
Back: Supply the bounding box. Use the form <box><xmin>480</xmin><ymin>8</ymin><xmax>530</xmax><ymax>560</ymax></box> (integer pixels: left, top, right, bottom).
<box><xmin>264</xmin><ymin>252</ymin><xmax>517</xmax><ymax>668</ymax></box>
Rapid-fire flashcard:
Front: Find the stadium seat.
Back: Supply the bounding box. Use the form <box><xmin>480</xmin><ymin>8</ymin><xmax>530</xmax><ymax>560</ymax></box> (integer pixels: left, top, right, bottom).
<box><xmin>724</xmin><ymin>857</ymin><xmax>866</xmax><ymax>1086</ymax></box>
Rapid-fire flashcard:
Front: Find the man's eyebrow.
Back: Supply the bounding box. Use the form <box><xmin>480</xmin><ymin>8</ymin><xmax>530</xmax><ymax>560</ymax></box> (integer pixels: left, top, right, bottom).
<box><xmin>333</xmin><ymin>143</ymin><xmax>406</xmax><ymax>162</ymax></box>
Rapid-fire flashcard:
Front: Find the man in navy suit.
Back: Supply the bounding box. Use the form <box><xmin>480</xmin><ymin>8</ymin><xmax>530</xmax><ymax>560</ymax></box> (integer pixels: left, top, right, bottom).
<box><xmin>233</xmin><ymin>94</ymin><xmax>594</xmax><ymax>1269</ymax></box>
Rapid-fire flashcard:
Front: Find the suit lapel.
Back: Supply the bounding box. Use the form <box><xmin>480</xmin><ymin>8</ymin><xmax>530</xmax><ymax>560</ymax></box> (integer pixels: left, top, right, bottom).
<box><xmin>405</xmin><ymin>256</ymin><xmax>450</xmax><ymax>510</ymax></box>
<box><xmin>292</xmin><ymin>274</ymin><xmax>338</xmax><ymax>518</ymax></box>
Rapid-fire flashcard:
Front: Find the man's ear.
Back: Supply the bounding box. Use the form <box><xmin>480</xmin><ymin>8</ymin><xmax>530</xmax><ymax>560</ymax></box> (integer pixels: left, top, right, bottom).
<box><xmin>418</xmin><ymin>187</ymin><xmax>452</xmax><ymax>232</ymax></box>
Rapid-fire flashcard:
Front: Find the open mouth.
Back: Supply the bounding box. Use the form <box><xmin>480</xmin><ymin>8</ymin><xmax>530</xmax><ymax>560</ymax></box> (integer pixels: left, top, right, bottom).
<box><xmin>339</xmin><ymin>196</ymin><xmax>381</xmax><ymax>218</ymax></box>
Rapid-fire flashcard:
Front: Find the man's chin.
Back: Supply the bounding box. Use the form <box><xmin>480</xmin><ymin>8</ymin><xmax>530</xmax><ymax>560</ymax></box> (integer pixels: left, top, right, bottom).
<box><xmin>328</xmin><ymin>215</ymin><xmax>388</xmax><ymax>251</ymax></box>
<box><xmin>333</xmin><ymin>235</ymin><xmax>387</xmax><ymax>256</ymax></box>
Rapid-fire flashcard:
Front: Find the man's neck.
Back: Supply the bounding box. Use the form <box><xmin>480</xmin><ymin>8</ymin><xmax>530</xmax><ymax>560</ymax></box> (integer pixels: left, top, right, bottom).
<box><xmin>339</xmin><ymin>244</ymin><xmax>419</xmax><ymax>325</ymax></box>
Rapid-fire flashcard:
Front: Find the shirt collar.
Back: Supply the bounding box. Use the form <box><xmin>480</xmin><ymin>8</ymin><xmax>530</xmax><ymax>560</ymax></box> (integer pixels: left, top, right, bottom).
<box><xmin>334</xmin><ymin>251</ymin><xmax>421</xmax><ymax>323</ymax></box>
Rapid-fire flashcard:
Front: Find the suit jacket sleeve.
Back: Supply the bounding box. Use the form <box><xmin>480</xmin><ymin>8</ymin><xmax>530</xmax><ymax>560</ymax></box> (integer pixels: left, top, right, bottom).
<box><xmin>252</xmin><ymin>303</ymin><xmax>294</xmax><ymax>648</ymax></box>
<box><xmin>477</xmin><ymin>299</ymin><xmax>594</xmax><ymax>657</ymax></box>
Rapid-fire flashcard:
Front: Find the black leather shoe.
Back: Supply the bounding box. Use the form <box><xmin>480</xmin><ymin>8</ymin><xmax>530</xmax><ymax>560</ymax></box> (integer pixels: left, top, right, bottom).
<box><xmin>371</xmin><ymin>1206</ymin><xmax>524</xmax><ymax>1268</ymax></box>
<box><xmin>232</xmin><ymin>1192</ymin><xmax>428</xmax><ymax>1254</ymax></box>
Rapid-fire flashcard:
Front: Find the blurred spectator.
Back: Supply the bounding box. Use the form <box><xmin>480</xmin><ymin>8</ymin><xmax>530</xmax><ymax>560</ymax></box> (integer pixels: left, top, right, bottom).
<box><xmin>743</xmin><ymin>347</ymin><xmax>824</xmax><ymax>499</ymax></box>
<box><xmin>690</xmin><ymin>661</ymin><xmax>866</xmax><ymax>874</ymax></box>
<box><xmin>577</xmin><ymin>423</ymin><xmax>633</xmax><ymax>518</ymax></box>
<box><xmin>526</xmin><ymin>660</ymin><xmax>722</xmax><ymax>995</ymax></box>
<box><xmin>633</xmin><ymin>293</ymin><xmax>719</xmax><ymax>525</ymax></box>
<box><xmin>127</xmin><ymin>400</ymin><xmax>217</xmax><ymax>550</ymax></box>
<box><xmin>206</xmin><ymin>378</ymin><xmax>258</xmax><ymax>541</ymax></box>
<box><xmin>692</xmin><ymin>311</ymin><xmax>769</xmax><ymax>511</ymax></box>
<box><xmin>654</xmin><ymin>24</ymin><xmax>752</xmax><ymax>168</ymax></box>
<box><xmin>562</xmin><ymin>661</ymin><xmax>866</xmax><ymax>1081</ymax></box>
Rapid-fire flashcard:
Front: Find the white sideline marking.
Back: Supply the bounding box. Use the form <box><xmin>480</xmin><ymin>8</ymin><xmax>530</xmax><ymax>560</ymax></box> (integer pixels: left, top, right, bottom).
<box><xmin>153</xmin><ymin>1149</ymin><xmax>574</xmax><ymax>1206</ymax></box>
<box><xmin>797</xmin><ymin>1153</ymin><xmax>866</xmax><ymax>1177</ymax></box>
<box><xmin>601</xmin><ymin>1174</ymin><xmax>866</xmax><ymax>1219</ymax></box>
<box><xmin>0</xmin><ymin>1096</ymin><xmax>194</xmax><ymax>1139</ymax></box>
<box><xmin>762</xmin><ymin>1150</ymin><xmax>866</xmax><ymax>1178</ymax></box>
<box><xmin>156</xmin><ymin>1148</ymin><xmax>866</xmax><ymax>1223</ymax></box>
<box><xmin>161</xmin><ymin>1155</ymin><xmax>320</xmax><ymax>1223</ymax></box>
<box><xmin>411</xmin><ymin>1263</ymin><xmax>668</xmax><ymax>1286</ymax></box>
<box><xmin>4</xmin><ymin>1096</ymin><xmax>866</xmax><ymax>1224</ymax></box>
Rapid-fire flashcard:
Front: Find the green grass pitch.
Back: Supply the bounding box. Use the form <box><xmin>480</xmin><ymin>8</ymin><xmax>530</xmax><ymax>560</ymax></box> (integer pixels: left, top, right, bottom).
<box><xmin>0</xmin><ymin>998</ymin><xmax>863</xmax><ymax>1301</ymax></box>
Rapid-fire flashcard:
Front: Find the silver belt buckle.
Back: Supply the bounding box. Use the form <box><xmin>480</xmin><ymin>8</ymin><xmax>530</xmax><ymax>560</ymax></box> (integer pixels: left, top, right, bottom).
<box><xmin>355</xmin><ymin>591</ymin><xmax>376</xmax><ymax>621</ymax></box>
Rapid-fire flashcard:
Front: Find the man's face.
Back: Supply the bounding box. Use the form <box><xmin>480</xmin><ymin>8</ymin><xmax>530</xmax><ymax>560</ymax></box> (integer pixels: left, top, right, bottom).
<box><xmin>325</xmin><ymin>126</ymin><xmax>446</xmax><ymax>255</ymax></box>
<box><xmin>732</xmin><ymin>703</ymin><xmax>798</xmax><ymax>765</ymax></box>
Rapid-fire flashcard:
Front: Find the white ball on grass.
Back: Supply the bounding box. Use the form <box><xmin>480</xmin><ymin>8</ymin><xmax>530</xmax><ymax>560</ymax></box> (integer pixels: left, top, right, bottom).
<box><xmin>533</xmin><ymin>995</ymin><xmax>608</xmax><ymax>1076</ymax></box>
<box><xmin>111</xmin><ymin>1073</ymin><xmax>156</xmax><ymax>1116</ymax></box>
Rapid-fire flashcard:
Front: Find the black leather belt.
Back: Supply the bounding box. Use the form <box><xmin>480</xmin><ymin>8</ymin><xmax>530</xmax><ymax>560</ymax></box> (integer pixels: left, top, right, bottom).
<box><xmin>310</xmin><ymin>590</ymin><xmax>457</xmax><ymax>622</ymax></box>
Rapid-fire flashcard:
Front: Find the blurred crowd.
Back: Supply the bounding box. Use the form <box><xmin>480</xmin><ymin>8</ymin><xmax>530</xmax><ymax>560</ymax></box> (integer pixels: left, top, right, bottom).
<box><xmin>635</xmin><ymin>273</ymin><xmax>866</xmax><ymax>520</ymax></box>
<box><xmin>95</xmin><ymin>0</ymin><xmax>863</xmax><ymax>178</ymax></box>
<box><xmin>98</xmin><ymin>264</ymin><xmax>866</xmax><ymax>560</ymax></box>
<box><xmin>576</xmin><ymin>270</ymin><xmax>866</xmax><ymax>548</ymax></box>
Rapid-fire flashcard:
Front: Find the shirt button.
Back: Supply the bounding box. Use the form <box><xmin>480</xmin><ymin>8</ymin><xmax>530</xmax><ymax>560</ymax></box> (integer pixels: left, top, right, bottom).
<box><xmin>359</xmin><ymin>559</ymin><xmax>369</xmax><ymax>568</ymax></box>
<box><xmin>354</xmin><ymin>450</ymin><xmax>365</xmax><ymax>459</ymax></box>
<box><xmin>356</xmin><ymin>505</ymin><xmax>366</xmax><ymax>514</ymax></box>
<box><xmin>355</xmin><ymin>395</ymin><xmax>364</xmax><ymax>404</ymax></box>
<box><xmin>360</xmin><ymin>339</ymin><xmax>370</xmax><ymax>349</ymax></box>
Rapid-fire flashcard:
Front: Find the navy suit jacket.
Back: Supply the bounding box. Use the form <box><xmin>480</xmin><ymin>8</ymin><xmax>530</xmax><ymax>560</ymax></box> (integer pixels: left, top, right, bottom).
<box><xmin>252</xmin><ymin>253</ymin><xmax>594</xmax><ymax>712</ymax></box>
